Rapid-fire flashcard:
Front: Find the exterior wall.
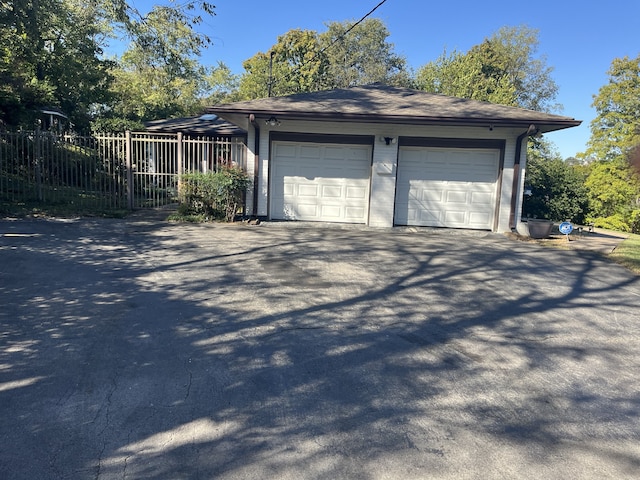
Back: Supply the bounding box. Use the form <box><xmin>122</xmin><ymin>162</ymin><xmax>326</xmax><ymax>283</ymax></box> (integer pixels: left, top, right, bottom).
<box><xmin>244</xmin><ymin>126</ymin><xmax>257</xmax><ymax>216</ymax></box>
<box><xmin>497</xmin><ymin>135</ymin><xmax>518</xmax><ymax>232</ymax></box>
<box><xmin>251</xmin><ymin>119</ymin><xmax>526</xmax><ymax>232</ymax></box>
<box><xmin>369</xmin><ymin>139</ymin><xmax>399</xmax><ymax>227</ymax></box>
<box><xmin>258</xmin><ymin>132</ymin><xmax>271</xmax><ymax>216</ymax></box>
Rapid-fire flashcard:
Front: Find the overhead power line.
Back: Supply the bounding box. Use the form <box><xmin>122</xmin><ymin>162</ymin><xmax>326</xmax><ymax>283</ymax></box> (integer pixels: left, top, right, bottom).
<box><xmin>317</xmin><ymin>0</ymin><xmax>389</xmax><ymax>59</ymax></box>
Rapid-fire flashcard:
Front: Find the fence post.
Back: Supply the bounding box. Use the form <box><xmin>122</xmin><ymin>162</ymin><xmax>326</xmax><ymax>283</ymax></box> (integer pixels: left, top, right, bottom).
<box><xmin>177</xmin><ymin>132</ymin><xmax>183</xmax><ymax>200</ymax></box>
<box><xmin>125</xmin><ymin>130</ymin><xmax>133</xmax><ymax>210</ymax></box>
<box><xmin>34</xmin><ymin>127</ymin><xmax>43</xmax><ymax>201</ymax></box>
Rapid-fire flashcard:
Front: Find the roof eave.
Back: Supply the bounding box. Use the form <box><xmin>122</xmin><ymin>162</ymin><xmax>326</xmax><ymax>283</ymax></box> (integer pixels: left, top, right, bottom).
<box><xmin>208</xmin><ymin>107</ymin><xmax>581</xmax><ymax>133</ymax></box>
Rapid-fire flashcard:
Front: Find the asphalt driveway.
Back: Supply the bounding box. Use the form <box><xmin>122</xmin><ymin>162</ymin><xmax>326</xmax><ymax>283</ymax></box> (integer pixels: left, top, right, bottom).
<box><xmin>1</xmin><ymin>212</ymin><xmax>639</xmax><ymax>479</ymax></box>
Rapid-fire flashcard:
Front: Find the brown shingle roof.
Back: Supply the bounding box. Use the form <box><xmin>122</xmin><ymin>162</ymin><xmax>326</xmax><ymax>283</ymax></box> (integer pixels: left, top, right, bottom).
<box><xmin>208</xmin><ymin>84</ymin><xmax>580</xmax><ymax>133</ymax></box>
<box><xmin>144</xmin><ymin>115</ymin><xmax>246</xmax><ymax>137</ymax></box>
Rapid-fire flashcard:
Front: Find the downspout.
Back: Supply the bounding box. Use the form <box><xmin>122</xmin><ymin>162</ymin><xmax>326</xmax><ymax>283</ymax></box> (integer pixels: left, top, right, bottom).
<box><xmin>509</xmin><ymin>124</ymin><xmax>539</xmax><ymax>230</ymax></box>
<box><xmin>249</xmin><ymin>114</ymin><xmax>260</xmax><ymax>218</ymax></box>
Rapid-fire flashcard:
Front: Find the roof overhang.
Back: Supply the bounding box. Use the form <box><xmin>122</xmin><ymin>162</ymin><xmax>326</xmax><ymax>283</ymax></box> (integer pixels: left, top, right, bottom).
<box><xmin>207</xmin><ymin>85</ymin><xmax>581</xmax><ymax>134</ymax></box>
<box><xmin>208</xmin><ymin>108</ymin><xmax>580</xmax><ymax>134</ymax></box>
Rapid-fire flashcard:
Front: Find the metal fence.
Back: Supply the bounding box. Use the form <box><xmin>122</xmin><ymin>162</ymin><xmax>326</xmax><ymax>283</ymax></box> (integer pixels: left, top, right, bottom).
<box><xmin>0</xmin><ymin>129</ymin><xmax>247</xmax><ymax>211</ymax></box>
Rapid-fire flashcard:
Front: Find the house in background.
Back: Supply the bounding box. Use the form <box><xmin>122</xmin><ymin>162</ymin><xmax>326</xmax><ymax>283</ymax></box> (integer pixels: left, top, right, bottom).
<box><xmin>207</xmin><ymin>84</ymin><xmax>580</xmax><ymax>233</ymax></box>
<box><xmin>143</xmin><ymin>114</ymin><xmax>248</xmax><ymax>173</ymax></box>
<box><xmin>144</xmin><ymin>114</ymin><xmax>247</xmax><ymax>139</ymax></box>
<box><xmin>39</xmin><ymin>107</ymin><xmax>69</xmax><ymax>133</ymax></box>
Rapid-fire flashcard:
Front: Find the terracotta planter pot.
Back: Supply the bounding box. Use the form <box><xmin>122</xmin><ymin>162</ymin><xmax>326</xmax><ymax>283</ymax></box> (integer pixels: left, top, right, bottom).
<box><xmin>527</xmin><ymin>219</ymin><xmax>554</xmax><ymax>239</ymax></box>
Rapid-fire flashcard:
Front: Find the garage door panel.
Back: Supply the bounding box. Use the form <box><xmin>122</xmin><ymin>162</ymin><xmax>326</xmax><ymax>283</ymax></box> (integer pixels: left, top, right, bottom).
<box><xmin>469</xmin><ymin>211</ymin><xmax>492</xmax><ymax>226</ymax></box>
<box><xmin>272</xmin><ymin>142</ymin><xmax>371</xmax><ymax>223</ymax></box>
<box><xmin>320</xmin><ymin>205</ymin><xmax>342</xmax><ymax>219</ymax></box>
<box><xmin>445</xmin><ymin>190</ymin><xmax>469</xmax><ymax>204</ymax></box>
<box><xmin>277</xmin><ymin>144</ymin><xmax>298</xmax><ymax>157</ymax></box>
<box><xmin>324</xmin><ymin>146</ymin><xmax>351</xmax><ymax>160</ymax></box>
<box><xmin>296</xmin><ymin>204</ymin><xmax>318</xmax><ymax>217</ymax></box>
<box><xmin>470</xmin><ymin>190</ymin><xmax>493</xmax><ymax>204</ymax></box>
<box><xmin>346</xmin><ymin>186</ymin><xmax>367</xmax><ymax>199</ymax></box>
<box><xmin>322</xmin><ymin>185</ymin><xmax>342</xmax><ymax>198</ymax></box>
<box><xmin>422</xmin><ymin>187</ymin><xmax>444</xmax><ymax>202</ymax></box>
<box><xmin>300</xmin><ymin>145</ymin><xmax>321</xmax><ymax>157</ymax></box>
<box><xmin>283</xmin><ymin>182</ymin><xmax>294</xmax><ymax>196</ymax></box>
<box><xmin>298</xmin><ymin>184</ymin><xmax>319</xmax><ymax>197</ymax></box>
<box><xmin>395</xmin><ymin>146</ymin><xmax>499</xmax><ymax>229</ymax></box>
<box><xmin>417</xmin><ymin>209</ymin><xmax>440</xmax><ymax>224</ymax></box>
<box><xmin>345</xmin><ymin>206</ymin><xmax>366</xmax><ymax>220</ymax></box>
<box><xmin>444</xmin><ymin>210</ymin><xmax>466</xmax><ymax>224</ymax></box>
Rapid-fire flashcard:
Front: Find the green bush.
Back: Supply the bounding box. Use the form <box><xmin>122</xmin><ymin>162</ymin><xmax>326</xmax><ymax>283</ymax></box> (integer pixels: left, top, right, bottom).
<box><xmin>630</xmin><ymin>210</ymin><xmax>640</xmax><ymax>234</ymax></box>
<box><xmin>178</xmin><ymin>168</ymin><xmax>250</xmax><ymax>222</ymax></box>
<box><xmin>589</xmin><ymin>214</ymin><xmax>631</xmax><ymax>232</ymax></box>
<box><xmin>523</xmin><ymin>147</ymin><xmax>588</xmax><ymax>223</ymax></box>
<box><xmin>589</xmin><ymin>209</ymin><xmax>640</xmax><ymax>234</ymax></box>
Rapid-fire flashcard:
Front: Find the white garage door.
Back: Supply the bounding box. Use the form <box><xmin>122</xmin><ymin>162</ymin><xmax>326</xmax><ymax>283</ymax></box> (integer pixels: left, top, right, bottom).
<box><xmin>395</xmin><ymin>147</ymin><xmax>500</xmax><ymax>230</ymax></box>
<box><xmin>271</xmin><ymin>142</ymin><xmax>372</xmax><ymax>223</ymax></box>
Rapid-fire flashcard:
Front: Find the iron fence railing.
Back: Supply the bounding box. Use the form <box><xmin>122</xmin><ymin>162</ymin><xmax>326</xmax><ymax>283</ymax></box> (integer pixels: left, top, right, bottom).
<box><xmin>0</xmin><ymin>129</ymin><xmax>247</xmax><ymax>211</ymax></box>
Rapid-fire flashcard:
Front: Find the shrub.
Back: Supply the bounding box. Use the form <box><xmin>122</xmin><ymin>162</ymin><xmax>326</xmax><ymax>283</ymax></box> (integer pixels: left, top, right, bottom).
<box><xmin>522</xmin><ymin>141</ymin><xmax>588</xmax><ymax>223</ymax></box>
<box><xmin>178</xmin><ymin>168</ymin><xmax>250</xmax><ymax>222</ymax></box>
<box><xmin>630</xmin><ymin>209</ymin><xmax>640</xmax><ymax>234</ymax></box>
<box><xmin>589</xmin><ymin>214</ymin><xmax>630</xmax><ymax>232</ymax></box>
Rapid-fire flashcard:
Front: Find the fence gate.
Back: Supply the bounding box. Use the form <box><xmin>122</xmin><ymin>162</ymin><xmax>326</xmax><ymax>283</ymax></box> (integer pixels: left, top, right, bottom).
<box><xmin>0</xmin><ymin>130</ymin><xmax>247</xmax><ymax>211</ymax></box>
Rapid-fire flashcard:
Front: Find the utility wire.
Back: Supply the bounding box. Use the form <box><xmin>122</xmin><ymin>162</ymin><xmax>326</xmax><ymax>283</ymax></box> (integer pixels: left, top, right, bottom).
<box><xmin>317</xmin><ymin>0</ymin><xmax>389</xmax><ymax>58</ymax></box>
<box><xmin>267</xmin><ymin>0</ymin><xmax>390</xmax><ymax>93</ymax></box>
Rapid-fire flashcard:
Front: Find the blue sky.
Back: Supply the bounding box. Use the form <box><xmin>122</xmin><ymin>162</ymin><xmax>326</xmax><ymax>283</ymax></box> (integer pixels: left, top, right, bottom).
<box><xmin>131</xmin><ymin>0</ymin><xmax>639</xmax><ymax>159</ymax></box>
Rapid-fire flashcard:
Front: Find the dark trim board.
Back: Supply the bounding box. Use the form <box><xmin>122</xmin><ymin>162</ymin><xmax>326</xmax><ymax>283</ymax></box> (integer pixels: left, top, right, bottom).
<box><xmin>399</xmin><ymin>137</ymin><xmax>506</xmax><ymax>150</ymax></box>
<box><xmin>270</xmin><ymin>132</ymin><xmax>375</xmax><ymax>146</ymax></box>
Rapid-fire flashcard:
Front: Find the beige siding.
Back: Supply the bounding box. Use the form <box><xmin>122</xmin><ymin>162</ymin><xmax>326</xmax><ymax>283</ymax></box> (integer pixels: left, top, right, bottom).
<box><xmin>369</xmin><ymin>140</ymin><xmax>398</xmax><ymax>227</ymax></box>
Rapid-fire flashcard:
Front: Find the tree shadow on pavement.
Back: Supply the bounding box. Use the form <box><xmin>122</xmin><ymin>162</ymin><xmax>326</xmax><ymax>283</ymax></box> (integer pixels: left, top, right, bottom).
<box><xmin>1</xmin><ymin>217</ymin><xmax>639</xmax><ymax>479</ymax></box>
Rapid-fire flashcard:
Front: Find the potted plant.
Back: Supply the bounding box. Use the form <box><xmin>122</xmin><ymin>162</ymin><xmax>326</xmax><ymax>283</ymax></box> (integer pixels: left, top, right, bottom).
<box><xmin>526</xmin><ymin>218</ymin><xmax>554</xmax><ymax>239</ymax></box>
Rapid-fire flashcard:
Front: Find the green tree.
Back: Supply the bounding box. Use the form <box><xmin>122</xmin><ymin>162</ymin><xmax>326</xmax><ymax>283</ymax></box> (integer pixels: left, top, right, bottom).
<box><xmin>416</xmin><ymin>46</ymin><xmax>517</xmax><ymax>106</ymax></box>
<box><xmin>416</xmin><ymin>26</ymin><xmax>560</xmax><ymax>112</ymax></box>
<box><xmin>95</xmin><ymin>0</ymin><xmax>218</xmax><ymax>129</ymax></box>
<box><xmin>1</xmin><ymin>0</ymin><xmax>216</xmax><ymax>130</ymax></box>
<box><xmin>584</xmin><ymin>157</ymin><xmax>640</xmax><ymax>232</ymax></box>
<box><xmin>579</xmin><ymin>54</ymin><xmax>640</xmax><ymax>232</ymax></box>
<box><xmin>236</xmin><ymin>19</ymin><xmax>410</xmax><ymax>100</ymax></box>
<box><xmin>0</xmin><ymin>0</ymin><xmax>113</xmax><ymax>128</ymax></box>
<box><xmin>204</xmin><ymin>62</ymin><xmax>241</xmax><ymax>105</ymax></box>
<box><xmin>522</xmin><ymin>139</ymin><xmax>588</xmax><ymax>223</ymax></box>
<box><xmin>320</xmin><ymin>18</ymin><xmax>410</xmax><ymax>89</ymax></box>
<box><xmin>585</xmin><ymin>54</ymin><xmax>640</xmax><ymax>162</ymax></box>
<box><xmin>113</xmin><ymin>1</ymin><xmax>215</xmax><ymax>77</ymax></box>
<box><xmin>238</xmin><ymin>29</ymin><xmax>328</xmax><ymax>100</ymax></box>
<box><xmin>102</xmin><ymin>55</ymin><xmax>206</xmax><ymax>130</ymax></box>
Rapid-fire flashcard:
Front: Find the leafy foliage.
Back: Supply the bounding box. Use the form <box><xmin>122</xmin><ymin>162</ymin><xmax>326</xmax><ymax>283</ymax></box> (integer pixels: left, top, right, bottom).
<box><xmin>0</xmin><ymin>0</ymin><xmax>216</xmax><ymax>130</ymax></box>
<box><xmin>579</xmin><ymin>54</ymin><xmax>640</xmax><ymax>232</ymax></box>
<box><xmin>237</xmin><ymin>19</ymin><xmax>410</xmax><ymax>100</ymax></box>
<box><xmin>238</xmin><ymin>29</ymin><xmax>329</xmax><ymax>100</ymax></box>
<box><xmin>583</xmin><ymin>157</ymin><xmax>640</xmax><ymax>232</ymax></box>
<box><xmin>416</xmin><ymin>26</ymin><xmax>560</xmax><ymax>112</ymax></box>
<box><xmin>178</xmin><ymin>168</ymin><xmax>250</xmax><ymax>222</ymax></box>
<box><xmin>93</xmin><ymin>1</ymin><xmax>218</xmax><ymax>130</ymax></box>
<box><xmin>585</xmin><ymin>54</ymin><xmax>640</xmax><ymax>162</ymax></box>
<box><xmin>320</xmin><ymin>18</ymin><xmax>410</xmax><ymax>89</ymax></box>
<box><xmin>523</xmin><ymin>140</ymin><xmax>588</xmax><ymax>222</ymax></box>
<box><xmin>205</xmin><ymin>63</ymin><xmax>241</xmax><ymax>105</ymax></box>
<box><xmin>416</xmin><ymin>46</ymin><xmax>518</xmax><ymax>106</ymax></box>
<box><xmin>0</xmin><ymin>0</ymin><xmax>114</xmax><ymax>129</ymax></box>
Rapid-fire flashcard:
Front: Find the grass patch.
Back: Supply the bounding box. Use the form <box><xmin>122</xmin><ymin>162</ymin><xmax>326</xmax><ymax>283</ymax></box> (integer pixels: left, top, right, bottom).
<box><xmin>608</xmin><ymin>233</ymin><xmax>640</xmax><ymax>274</ymax></box>
<box><xmin>166</xmin><ymin>211</ymin><xmax>213</xmax><ymax>223</ymax></box>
